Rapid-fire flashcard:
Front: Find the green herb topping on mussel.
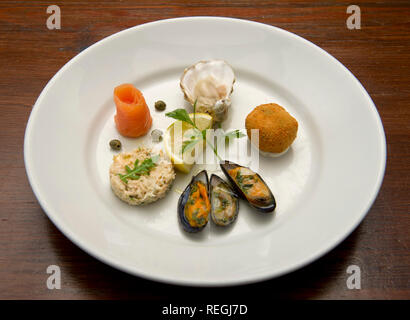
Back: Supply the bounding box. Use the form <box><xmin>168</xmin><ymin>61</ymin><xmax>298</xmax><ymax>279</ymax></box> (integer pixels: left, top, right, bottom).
<box><xmin>178</xmin><ymin>170</ymin><xmax>210</xmax><ymax>233</ymax></box>
<box><xmin>210</xmin><ymin>174</ymin><xmax>239</xmax><ymax>226</ymax></box>
<box><xmin>220</xmin><ymin>161</ymin><xmax>276</xmax><ymax>213</ymax></box>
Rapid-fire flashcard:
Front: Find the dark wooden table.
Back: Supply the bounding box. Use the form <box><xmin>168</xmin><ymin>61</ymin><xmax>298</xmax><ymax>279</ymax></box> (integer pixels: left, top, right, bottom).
<box><xmin>0</xmin><ymin>0</ymin><xmax>409</xmax><ymax>300</ymax></box>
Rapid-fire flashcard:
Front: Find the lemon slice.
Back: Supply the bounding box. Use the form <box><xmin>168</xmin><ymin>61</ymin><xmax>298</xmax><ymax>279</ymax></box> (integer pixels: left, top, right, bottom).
<box><xmin>164</xmin><ymin>113</ymin><xmax>213</xmax><ymax>173</ymax></box>
<box><xmin>188</xmin><ymin>113</ymin><xmax>213</xmax><ymax>131</ymax></box>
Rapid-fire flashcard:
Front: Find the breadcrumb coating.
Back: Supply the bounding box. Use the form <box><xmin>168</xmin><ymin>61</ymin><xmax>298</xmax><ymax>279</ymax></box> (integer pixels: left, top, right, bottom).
<box><xmin>245</xmin><ymin>103</ymin><xmax>298</xmax><ymax>154</ymax></box>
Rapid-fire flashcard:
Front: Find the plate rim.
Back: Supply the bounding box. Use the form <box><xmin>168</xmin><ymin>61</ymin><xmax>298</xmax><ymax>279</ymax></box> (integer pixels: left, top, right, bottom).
<box><xmin>24</xmin><ymin>16</ymin><xmax>387</xmax><ymax>286</ymax></box>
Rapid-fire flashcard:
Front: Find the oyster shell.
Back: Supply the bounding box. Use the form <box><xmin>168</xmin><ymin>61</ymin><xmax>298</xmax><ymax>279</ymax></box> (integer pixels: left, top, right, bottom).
<box><xmin>178</xmin><ymin>170</ymin><xmax>210</xmax><ymax>233</ymax></box>
<box><xmin>180</xmin><ymin>60</ymin><xmax>235</xmax><ymax>122</ymax></box>
<box><xmin>210</xmin><ymin>174</ymin><xmax>239</xmax><ymax>226</ymax></box>
<box><xmin>220</xmin><ymin>161</ymin><xmax>276</xmax><ymax>213</ymax></box>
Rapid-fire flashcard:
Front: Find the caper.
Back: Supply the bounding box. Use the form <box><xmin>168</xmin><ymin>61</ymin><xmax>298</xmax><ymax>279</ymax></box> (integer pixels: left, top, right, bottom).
<box><xmin>109</xmin><ymin>139</ymin><xmax>122</xmax><ymax>150</ymax></box>
<box><xmin>155</xmin><ymin>100</ymin><xmax>166</xmax><ymax>111</ymax></box>
<box><xmin>151</xmin><ymin>129</ymin><xmax>163</xmax><ymax>143</ymax></box>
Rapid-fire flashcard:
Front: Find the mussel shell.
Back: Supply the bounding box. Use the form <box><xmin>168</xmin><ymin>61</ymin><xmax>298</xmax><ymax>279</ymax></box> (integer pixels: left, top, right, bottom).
<box><xmin>178</xmin><ymin>170</ymin><xmax>210</xmax><ymax>233</ymax></box>
<box><xmin>220</xmin><ymin>160</ymin><xmax>276</xmax><ymax>213</ymax></box>
<box><xmin>210</xmin><ymin>174</ymin><xmax>239</xmax><ymax>226</ymax></box>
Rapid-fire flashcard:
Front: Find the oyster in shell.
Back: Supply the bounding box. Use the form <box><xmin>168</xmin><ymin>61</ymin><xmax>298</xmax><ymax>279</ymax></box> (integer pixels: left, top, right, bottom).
<box><xmin>180</xmin><ymin>60</ymin><xmax>235</xmax><ymax>122</ymax></box>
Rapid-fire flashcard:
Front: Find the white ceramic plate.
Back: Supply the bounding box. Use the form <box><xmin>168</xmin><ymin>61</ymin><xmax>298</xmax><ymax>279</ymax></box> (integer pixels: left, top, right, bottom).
<box><xmin>24</xmin><ymin>17</ymin><xmax>386</xmax><ymax>286</ymax></box>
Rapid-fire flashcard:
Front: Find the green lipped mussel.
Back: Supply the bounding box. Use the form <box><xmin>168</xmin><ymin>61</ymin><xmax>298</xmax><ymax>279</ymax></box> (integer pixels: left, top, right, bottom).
<box><xmin>210</xmin><ymin>174</ymin><xmax>239</xmax><ymax>226</ymax></box>
<box><xmin>178</xmin><ymin>170</ymin><xmax>210</xmax><ymax>233</ymax></box>
<box><xmin>220</xmin><ymin>161</ymin><xmax>276</xmax><ymax>213</ymax></box>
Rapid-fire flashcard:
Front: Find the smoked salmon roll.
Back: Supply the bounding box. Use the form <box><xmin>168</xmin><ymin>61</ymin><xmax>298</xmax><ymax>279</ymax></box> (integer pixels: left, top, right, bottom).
<box><xmin>114</xmin><ymin>84</ymin><xmax>152</xmax><ymax>138</ymax></box>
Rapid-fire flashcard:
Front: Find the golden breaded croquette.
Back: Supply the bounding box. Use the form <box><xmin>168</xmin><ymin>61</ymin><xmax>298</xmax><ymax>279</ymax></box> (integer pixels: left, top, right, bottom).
<box><xmin>245</xmin><ymin>103</ymin><xmax>298</xmax><ymax>154</ymax></box>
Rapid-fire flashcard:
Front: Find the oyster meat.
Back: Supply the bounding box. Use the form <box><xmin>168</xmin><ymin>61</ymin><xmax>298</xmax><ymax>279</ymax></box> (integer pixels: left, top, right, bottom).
<box><xmin>180</xmin><ymin>60</ymin><xmax>235</xmax><ymax>122</ymax></box>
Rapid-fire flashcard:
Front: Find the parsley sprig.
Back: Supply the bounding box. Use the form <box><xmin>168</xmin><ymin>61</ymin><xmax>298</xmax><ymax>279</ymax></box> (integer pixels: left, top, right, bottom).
<box><xmin>165</xmin><ymin>101</ymin><xmax>245</xmax><ymax>160</ymax></box>
<box><xmin>165</xmin><ymin>108</ymin><xmax>195</xmax><ymax>127</ymax></box>
<box><xmin>118</xmin><ymin>155</ymin><xmax>159</xmax><ymax>183</ymax></box>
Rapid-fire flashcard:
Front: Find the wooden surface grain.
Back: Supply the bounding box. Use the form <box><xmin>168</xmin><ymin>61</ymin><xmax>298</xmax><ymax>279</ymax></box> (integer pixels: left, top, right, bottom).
<box><xmin>0</xmin><ymin>0</ymin><xmax>409</xmax><ymax>300</ymax></box>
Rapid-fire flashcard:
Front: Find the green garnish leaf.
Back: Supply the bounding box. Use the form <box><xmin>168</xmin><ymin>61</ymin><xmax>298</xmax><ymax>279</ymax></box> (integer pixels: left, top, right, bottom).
<box><xmin>225</xmin><ymin>129</ymin><xmax>246</xmax><ymax>142</ymax></box>
<box><xmin>193</xmin><ymin>99</ymin><xmax>197</xmax><ymax>125</ymax></box>
<box><xmin>118</xmin><ymin>155</ymin><xmax>159</xmax><ymax>184</ymax></box>
<box><xmin>165</xmin><ymin>106</ymin><xmax>244</xmax><ymax>161</ymax></box>
<box><xmin>184</xmin><ymin>128</ymin><xmax>202</xmax><ymax>140</ymax></box>
<box><xmin>201</xmin><ymin>129</ymin><xmax>208</xmax><ymax>140</ymax></box>
<box><xmin>165</xmin><ymin>108</ymin><xmax>195</xmax><ymax>127</ymax></box>
<box><xmin>182</xmin><ymin>128</ymin><xmax>203</xmax><ymax>154</ymax></box>
<box><xmin>182</xmin><ymin>137</ymin><xmax>201</xmax><ymax>154</ymax></box>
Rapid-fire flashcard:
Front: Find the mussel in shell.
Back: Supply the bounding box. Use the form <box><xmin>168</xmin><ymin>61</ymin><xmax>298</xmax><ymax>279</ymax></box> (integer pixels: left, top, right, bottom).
<box><xmin>220</xmin><ymin>161</ymin><xmax>276</xmax><ymax>213</ymax></box>
<box><xmin>210</xmin><ymin>174</ymin><xmax>239</xmax><ymax>226</ymax></box>
<box><xmin>178</xmin><ymin>170</ymin><xmax>211</xmax><ymax>233</ymax></box>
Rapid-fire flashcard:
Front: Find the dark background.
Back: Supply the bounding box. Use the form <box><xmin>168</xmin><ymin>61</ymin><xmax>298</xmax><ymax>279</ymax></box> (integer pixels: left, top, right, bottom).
<box><xmin>0</xmin><ymin>0</ymin><xmax>409</xmax><ymax>299</ymax></box>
